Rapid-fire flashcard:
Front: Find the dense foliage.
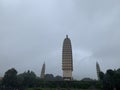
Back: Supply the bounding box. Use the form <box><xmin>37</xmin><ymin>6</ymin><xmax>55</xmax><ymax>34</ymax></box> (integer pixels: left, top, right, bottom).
<box><xmin>2</xmin><ymin>68</ymin><xmax>17</xmax><ymax>88</ymax></box>
<box><xmin>99</xmin><ymin>68</ymin><xmax>120</xmax><ymax>90</ymax></box>
<box><xmin>0</xmin><ymin>68</ymin><xmax>63</xmax><ymax>90</ymax></box>
<box><xmin>1</xmin><ymin>68</ymin><xmax>120</xmax><ymax>90</ymax></box>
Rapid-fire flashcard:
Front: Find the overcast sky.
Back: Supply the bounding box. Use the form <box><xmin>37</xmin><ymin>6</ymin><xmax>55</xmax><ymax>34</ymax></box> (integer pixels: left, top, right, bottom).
<box><xmin>0</xmin><ymin>0</ymin><xmax>120</xmax><ymax>80</ymax></box>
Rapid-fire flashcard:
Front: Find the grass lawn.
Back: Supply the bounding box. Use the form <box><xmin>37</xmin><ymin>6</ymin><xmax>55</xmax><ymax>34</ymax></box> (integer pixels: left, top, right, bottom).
<box><xmin>26</xmin><ymin>88</ymin><xmax>101</xmax><ymax>90</ymax></box>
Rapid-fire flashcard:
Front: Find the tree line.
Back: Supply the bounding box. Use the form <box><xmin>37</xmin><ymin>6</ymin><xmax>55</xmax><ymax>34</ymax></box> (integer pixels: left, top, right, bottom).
<box><xmin>0</xmin><ymin>68</ymin><xmax>120</xmax><ymax>90</ymax></box>
<box><xmin>0</xmin><ymin>68</ymin><xmax>63</xmax><ymax>90</ymax></box>
<box><xmin>99</xmin><ymin>68</ymin><xmax>120</xmax><ymax>90</ymax></box>
<box><xmin>0</xmin><ymin>68</ymin><xmax>101</xmax><ymax>90</ymax></box>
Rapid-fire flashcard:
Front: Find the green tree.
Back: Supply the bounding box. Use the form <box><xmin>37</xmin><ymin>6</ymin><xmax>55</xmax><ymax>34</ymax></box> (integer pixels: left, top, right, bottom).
<box><xmin>18</xmin><ymin>70</ymin><xmax>37</xmax><ymax>87</ymax></box>
<box><xmin>99</xmin><ymin>71</ymin><xmax>104</xmax><ymax>81</ymax></box>
<box><xmin>54</xmin><ymin>75</ymin><xmax>63</xmax><ymax>81</ymax></box>
<box><xmin>2</xmin><ymin>68</ymin><xmax>17</xmax><ymax>88</ymax></box>
<box><xmin>45</xmin><ymin>74</ymin><xmax>54</xmax><ymax>81</ymax></box>
<box><xmin>105</xmin><ymin>69</ymin><xmax>115</xmax><ymax>90</ymax></box>
<box><xmin>115</xmin><ymin>69</ymin><xmax>120</xmax><ymax>90</ymax></box>
<box><xmin>100</xmin><ymin>69</ymin><xmax>120</xmax><ymax>90</ymax></box>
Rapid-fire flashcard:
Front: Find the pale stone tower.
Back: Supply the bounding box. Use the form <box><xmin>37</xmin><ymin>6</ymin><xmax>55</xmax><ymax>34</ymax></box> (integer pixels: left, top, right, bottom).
<box><xmin>40</xmin><ymin>62</ymin><xmax>45</xmax><ymax>79</ymax></box>
<box><xmin>62</xmin><ymin>35</ymin><xmax>73</xmax><ymax>80</ymax></box>
<box><xmin>96</xmin><ymin>61</ymin><xmax>101</xmax><ymax>80</ymax></box>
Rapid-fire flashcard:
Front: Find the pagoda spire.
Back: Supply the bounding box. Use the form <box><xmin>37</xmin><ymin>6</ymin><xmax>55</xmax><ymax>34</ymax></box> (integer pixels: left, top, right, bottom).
<box><xmin>66</xmin><ymin>35</ymin><xmax>68</xmax><ymax>38</ymax></box>
<box><xmin>96</xmin><ymin>61</ymin><xmax>101</xmax><ymax>80</ymax></box>
<box><xmin>40</xmin><ymin>62</ymin><xmax>45</xmax><ymax>79</ymax></box>
<box><xmin>62</xmin><ymin>35</ymin><xmax>73</xmax><ymax>80</ymax></box>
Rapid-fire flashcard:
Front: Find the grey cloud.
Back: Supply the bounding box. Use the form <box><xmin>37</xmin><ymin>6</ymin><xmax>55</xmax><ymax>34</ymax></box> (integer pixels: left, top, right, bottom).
<box><xmin>0</xmin><ymin>0</ymin><xmax>120</xmax><ymax>79</ymax></box>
